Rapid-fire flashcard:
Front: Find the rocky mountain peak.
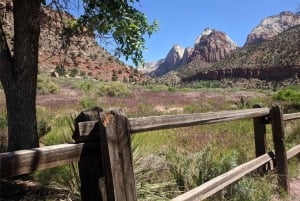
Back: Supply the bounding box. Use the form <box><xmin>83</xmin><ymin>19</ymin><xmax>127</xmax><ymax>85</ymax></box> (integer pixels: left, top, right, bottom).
<box><xmin>145</xmin><ymin>28</ymin><xmax>238</xmax><ymax>77</ymax></box>
<box><xmin>194</xmin><ymin>28</ymin><xmax>213</xmax><ymax>45</ymax></box>
<box><xmin>245</xmin><ymin>11</ymin><xmax>300</xmax><ymax>46</ymax></box>
<box><xmin>165</xmin><ymin>44</ymin><xmax>185</xmax><ymax>67</ymax></box>
<box><xmin>181</xmin><ymin>47</ymin><xmax>194</xmax><ymax>66</ymax></box>
<box><xmin>192</xmin><ymin>28</ymin><xmax>237</xmax><ymax>62</ymax></box>
<box><xmin>147</xmin><ymin>45</ymin><xmax>185</xmax><ymax>77</ymax></box>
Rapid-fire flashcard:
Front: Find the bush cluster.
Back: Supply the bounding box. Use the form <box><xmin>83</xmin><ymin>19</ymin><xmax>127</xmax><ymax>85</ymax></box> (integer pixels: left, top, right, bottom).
<box><xmin>37</xmin><ymin>74</ymin><xmax>60</xmax><ymax>95</ymax></box>
<box><xmin>97</xmin><ymin>82</ymin><xmax>132</xmax><ymax>97</ymax></box>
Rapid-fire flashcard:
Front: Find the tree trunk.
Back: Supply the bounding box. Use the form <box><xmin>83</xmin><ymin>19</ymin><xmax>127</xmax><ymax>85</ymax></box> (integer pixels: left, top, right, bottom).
<box><xmin>0</xmin><ymin>1</ymin><xmax>41</xmax><ymax>151</ymax></box>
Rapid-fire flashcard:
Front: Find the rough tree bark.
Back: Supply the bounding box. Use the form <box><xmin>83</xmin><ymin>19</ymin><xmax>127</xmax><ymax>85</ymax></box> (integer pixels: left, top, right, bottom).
<box><xmin>0</xmin><ymin>0</ymin><xmax>41</xmax><ymax>151</ymax></box>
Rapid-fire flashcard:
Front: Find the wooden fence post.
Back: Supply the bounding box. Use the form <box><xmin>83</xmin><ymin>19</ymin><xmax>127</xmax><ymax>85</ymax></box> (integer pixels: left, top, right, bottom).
<box><xmin>73</xmin><ymin>107</ymin><xmax>104</xmax><ymax>201</ymax></box>
<box><xmin>253</xmin><ymin>104</ymin><xmax>268</xmax><ymax>173</ymax></box>
<box><xmin>73</xmin><ymin>108</ymin><xmax>137</xmax><ymax>201</ymax></box>
<box><xmin>270</xmin><ymin>104</ymin><xmax>290</xmax><ymax>193</ymax></box>
<box><xmin>99</xmin><ymin>110</ymin><xmax>137</xmax><ymax>201</ymax></box>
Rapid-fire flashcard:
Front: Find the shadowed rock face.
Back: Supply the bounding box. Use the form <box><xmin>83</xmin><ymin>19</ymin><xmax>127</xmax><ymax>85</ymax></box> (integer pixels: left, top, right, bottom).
<box><xmin>192</xmin><ymin>28</ymin><xmax>238</xmax><ymax>63</ymax></box>
<box><xmin>183</xmin><ymin>66</ymin><xmax>300</xmax><ymax>82</ymax></box>
<box><xmin>181</xmin><ymin>47</ymin><xmax>194</xmax><ymax>66</ymax></box>
<box><xmin>245</xmin><ymin>11</ymin><xmax>300</xmax><ymax>46</ymax></box>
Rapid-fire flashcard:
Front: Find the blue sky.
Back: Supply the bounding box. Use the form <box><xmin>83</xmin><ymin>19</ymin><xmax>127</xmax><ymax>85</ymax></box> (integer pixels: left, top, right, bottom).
<box><xmin>124</xmin><ymin>0</ymin><xmax>300</xmax><ymax>65</ymax></box>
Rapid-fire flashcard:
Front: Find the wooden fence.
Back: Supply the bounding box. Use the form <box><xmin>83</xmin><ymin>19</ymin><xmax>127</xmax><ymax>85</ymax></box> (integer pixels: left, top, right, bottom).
<box><xmin>1</xmin><ymin>104</ymin><xmax>300</xmax><ymax>200</ymax></box>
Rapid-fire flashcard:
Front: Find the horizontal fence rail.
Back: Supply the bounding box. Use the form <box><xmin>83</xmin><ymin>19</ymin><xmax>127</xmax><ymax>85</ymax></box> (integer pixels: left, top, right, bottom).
<box><xmin>0</xmin><ymin>143</ymin><xmax>84</xmax><ymax>178</ymax></box>
<box><xmin>287</xmin><ymin>144</ymin><xmax>300</xmax><ymax>159</ymax></box>
<box><xmin>283</xmin><ymin>112</ymin><xmax>300</xmax><ymax>121</ymax></box>
<box><xmin>172</xmin><ymin>152</ymin><xmax>274</xmax><ymax>201</ymax></box>
<box><xmin>129</xmin><ymin>108</ymin><xmax>270</xmax><ymax>133</ymax></box>
<box><xmin>172</xmin><ymin>144</ymin><xmax>300</xmax><ymax>201</ymax></box>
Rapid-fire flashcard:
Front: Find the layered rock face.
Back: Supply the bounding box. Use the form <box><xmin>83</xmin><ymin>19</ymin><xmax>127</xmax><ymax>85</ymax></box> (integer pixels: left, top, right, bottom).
<box><xmin>183</xmin><ymin>66</ymin><xmax>300</xmax><ymax>82</ymax></box>
<box><xmin>192</xmin><ymin>28</ymin><xmax>238</xmax><ymax>62</ymax></box>
<box><xmin>181</xmin><ymin>47</ymin><xmax>194</xmax><ymax>65</ymax></box>
<box><xmin>245</xmin><ymin>11</ymin><xmax>300</xmax><ymax>46</ymax></box>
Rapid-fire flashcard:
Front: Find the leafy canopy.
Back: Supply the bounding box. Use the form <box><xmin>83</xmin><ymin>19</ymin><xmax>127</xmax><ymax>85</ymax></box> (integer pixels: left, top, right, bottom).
<box><xmin>67</xmin><ymin>0</ymin><xmax>159</xmax><ymax>66</ymax></box>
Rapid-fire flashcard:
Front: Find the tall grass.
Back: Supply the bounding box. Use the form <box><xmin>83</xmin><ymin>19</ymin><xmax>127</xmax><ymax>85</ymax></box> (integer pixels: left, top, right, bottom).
<box><xmin>166</xmin><ymin>145</ymin><xmax>276</xmax><ymax>201</ymax></box>
<box><xmin>37</xmin><ymin>74</ymin><xmax>60</xmax><ymax>95</ymax></box>
<box><xmin>35</xmin><ymin>108</ymin><xmax>178</xmax><ymax>200</ymax></box>
<box><xmin>1</xmin><ymin>77</ymin><xmax>298</xmax><ymax>200</ymax></box>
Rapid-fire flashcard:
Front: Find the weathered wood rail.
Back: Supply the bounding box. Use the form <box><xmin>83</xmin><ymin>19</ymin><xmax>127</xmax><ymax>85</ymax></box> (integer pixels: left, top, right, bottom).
<box><xmin>1</xmin><ymin>105</ymin><xmax>300</xmax><ymax>201</ymax></box>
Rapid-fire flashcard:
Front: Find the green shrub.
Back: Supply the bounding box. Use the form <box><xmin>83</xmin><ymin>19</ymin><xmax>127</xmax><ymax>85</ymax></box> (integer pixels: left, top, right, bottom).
<box><xmin>80</xmin><ymin>97</ymin><xmax>96</xmax><ymax>108</ymax></box>
<box><xmin>55</xmin><ymin>65</ymin><xmax>67</xmax><ymax>76</ymax></box>
<box><xmin>166</xmin><ymin>144</ymin><xmax>276</xmax><ymax>201</ymax></box>
<box><xmin>183</xmin><ymin>105</ymin><xmax>198</xmax><ymax>113</ymax></box>
<box><xmin>221</xmin><ymin>175</ymin><xmax>274</xmax><ymax>201</ymax></box>
<box><xmin>69</xmin><ymin>68</ymin><xmax>79</xmax><ymax>77</ymax></box>
<box><xmin>79</xmin><ymin>70</ymin><xmax>86</xmax><ymax>76</ymax></box>
<box><xmin>187</xmin><ymin>80</ymin><xmax>222</xmax><ymax>89</ymax></box>
<box><xmin>167</xmin><ymin>146</ymin><xmax>241</xmax><ymax>192</ymax></box>
<box><xmin>146</xmin><ymin>84</ymin><xmax>170</xmax><ymax>92</ymax></box>
<box><xmin>273</xmin><ymin>88</ymin><xmax>300</xmax><ymax>103</ymax></box>
<box><xmin>97</xmin><ymin>82</ymin><xmax>132</xmax><ymax>97</ymax></box>
<box><xmin>78</xmin><ymin>80</ymin><xmax>93</xmax><ymax>92</ymax></box>
<box><xmin>37</xmin><ymin>74</ymin><xmax>60</xmax><ymax>95</ymax></box>
<box><xmin>273</xmin><ymin>87</ymin><xmax>300</xmax><ymax>111</ymax></box>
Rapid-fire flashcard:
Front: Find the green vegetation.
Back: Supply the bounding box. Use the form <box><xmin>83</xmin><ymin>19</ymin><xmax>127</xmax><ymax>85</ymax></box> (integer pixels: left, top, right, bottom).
<box><xmin>55</xmin><ymin>65</ymin><xmax>67</xmax><ymax>76</ymax></box>
<box><xmin>185</xmin><ymin>80</ymin><xmax>222</xmax><ymax>89</ymax></box>
<box><xmin>97</xmin><ymin>82</ymin><xmax>133</xmax><ymax>97</ymax></box>
<box><xmin>80</xmin><ymin>96</ymin><xmax>97</xmax><ymax>108</ymax></box>
<box><xmin>37</xmin><ymin>74</ymin><xmax>60</xmax><ymax>95</ymax></box>
<box><xmin>273</xmin><ymin>86</ymin><xmax>300</xmax><ymax>112</ymax></box>
<box><xmin>1</xmin><ymin>77</ymin><xmax>300</xmax><ymax>200</ymax></box>
<box><xmin>273</xmin><ymin>87</ymin><xmax>300</xmax><ymax>103</ymax></box>
<box><xmin>74</xmin><ymin>79</ymin><xmax>133</xmax><ymax>97</ymax></box>
<box><xmin>69</xmin><ymin>68</ymin><xmax>79</xmax><ymax>77</ymax></box>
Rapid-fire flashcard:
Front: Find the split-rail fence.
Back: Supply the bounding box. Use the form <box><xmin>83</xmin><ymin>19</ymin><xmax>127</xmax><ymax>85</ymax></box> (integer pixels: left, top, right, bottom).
<box><xmin>1</xmin><ymin>104</ymin><xmax>300</xmax><ymax>201</ymax></box>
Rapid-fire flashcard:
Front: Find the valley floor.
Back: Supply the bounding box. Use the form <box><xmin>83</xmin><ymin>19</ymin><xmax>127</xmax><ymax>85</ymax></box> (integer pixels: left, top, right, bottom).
<box><xmin>1</xmin><ymin>81</ymin><xmax>300</xmax><ymax>200</ymax></box>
